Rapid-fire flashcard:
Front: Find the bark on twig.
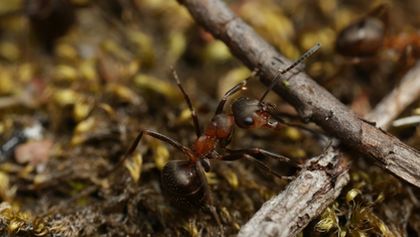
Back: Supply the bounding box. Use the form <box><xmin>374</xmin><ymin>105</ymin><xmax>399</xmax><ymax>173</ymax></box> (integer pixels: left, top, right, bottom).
<box><xmin>239</xmin><ymin>146</ymin><xmax>349</xmax><ymax>237</ymax></box>
<box><xmin>366</xmin><ymin>61</ymin><xmax>420</xmax><ymax>129</ymax></box>
<box><xmin>177</xmin><ymin>0</ymin><xmax>420</xmax><ymax>188</ymax></box>
<box><xmin>238</xmin><ymin>62</ymin><xmax>420</xmax><ymax>237</ymax></box>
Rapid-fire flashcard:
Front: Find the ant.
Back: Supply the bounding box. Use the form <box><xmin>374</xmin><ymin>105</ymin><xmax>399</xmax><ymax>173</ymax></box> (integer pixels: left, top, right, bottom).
<box><xmin>108</xmin><ymin>44</ymin><xmax>321</xmax><ymax>231</ymax></box>
<box><xmin>336</xmin><ymin>4</ymin><xmax>420</xmax><ymax>65</ymax></box>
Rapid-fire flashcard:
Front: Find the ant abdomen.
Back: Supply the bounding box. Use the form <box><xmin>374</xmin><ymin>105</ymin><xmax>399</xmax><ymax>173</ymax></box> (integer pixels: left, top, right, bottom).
<box><xmin>161</xmin><ymin>160</ymin><xmax>210</xmax><ymax>209</ymax></box>
<box><xmin>336</xmin><ymin>17</ymin><xmax>385</xmax><ymax>57</ymax></box>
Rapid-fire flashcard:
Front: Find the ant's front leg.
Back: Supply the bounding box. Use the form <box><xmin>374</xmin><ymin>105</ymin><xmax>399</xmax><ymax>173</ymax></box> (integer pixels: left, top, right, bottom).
<box><xmin>224</xmin><ymin>147</ymin><xmax>295</xmax><ymax>164</ymax></box>
<box><xmin>219</xmin><ymin>148</ymin><xmax>299</xmax><ymax>179</ymax></box>
<box><xmin>214</xmin><ymin>68</ymin><xmax>260</xmax><ymax>115</ymax></box>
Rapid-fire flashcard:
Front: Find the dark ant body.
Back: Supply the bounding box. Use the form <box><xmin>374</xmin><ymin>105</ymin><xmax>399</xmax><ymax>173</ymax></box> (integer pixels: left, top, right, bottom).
<box><xmin>110</xmin><ymin>44</ymin><xmax>320</xmax><ymax>229</ymax></box>
<box><xmin>24</xmin><ymin>0</ymin><xmax>76</xmax><ymax>51</ymax></box>
<box><xmin>336</xmin><ymin>9</ymin><xmax>385</xmax><ymax>58</ymax></box>
<box><xmin>0</xmin><ymin>0</ymin><xmax>75</xmax><ymax>52</ymax></box>
<box><xmin>336</xmin><ymin>4</ymin><xmax>420</xmax><ymax>63</ymax></box>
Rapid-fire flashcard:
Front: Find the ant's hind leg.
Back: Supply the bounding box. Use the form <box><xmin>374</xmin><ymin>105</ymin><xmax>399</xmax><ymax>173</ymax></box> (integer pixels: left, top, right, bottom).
<box><xmin>101</xmin><ymin>130</ymin><xmax>145</xmax><ymax>177</ymax></box>
<box><xmin>103</xmin><ymin>129</ymin><xmax>193</xmax><ymax>177</ymax></box>
<box><xmin>205</xmin><ymin>204</ymin><xmax>224</xmax><ymax>236</ymax></box>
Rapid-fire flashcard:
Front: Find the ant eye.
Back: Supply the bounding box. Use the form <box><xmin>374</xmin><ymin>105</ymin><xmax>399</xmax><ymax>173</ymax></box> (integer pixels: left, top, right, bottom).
<box><xmin>243</xmin><ymin>116</ymin><xmax>254</xmax><ymax>126</ymax></box>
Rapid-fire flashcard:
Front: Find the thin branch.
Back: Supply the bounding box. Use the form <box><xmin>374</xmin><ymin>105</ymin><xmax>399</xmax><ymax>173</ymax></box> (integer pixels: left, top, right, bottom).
<box><xmin>176</xmin><ymin>0</ymin><xmax>420</xmax><ymax>188</ymax></box>
<box><xmin>239</xmin><ymin>145</ymin><xmax>349</xmax><ymax>237</ymax></box>
<box><xmin>366</xmin><ymin>61</ymin><xmax>420</xmax><ymax>129</ymax></box>
<box><xmin>238</xmin><ymin>62</ymin><xmax>420</xmax><ymax>237</ymax></box>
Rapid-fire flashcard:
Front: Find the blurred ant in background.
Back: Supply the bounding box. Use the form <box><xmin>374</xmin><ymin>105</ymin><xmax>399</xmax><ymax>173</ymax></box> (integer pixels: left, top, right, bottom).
<box><xmin>108</xmin><ymin>44</ymin><xmax>321</xmax><ymax>231</ymax></box>
<box><xmin>23</xmin><ymin>0</ymin><xmax>76</xmax><ymax>52</ymax></box>
<box><xmin>334</xmin><ymin>3</ymin><xmax>420</xmax><ymax>114</ymax></box>
<box><xmin>21</xmin><ymin>0</ymin><xmax>136</xmax><ymax>52</ymax></box>
<box><xmin>336</xmin><ymin>4</ymin><xmax>420</xmax><ymax>67</ymax></box>
<box><xmin>0</xmin><ymin>0</ymin><xmax>76</xmax><ymax>52</ymax></box>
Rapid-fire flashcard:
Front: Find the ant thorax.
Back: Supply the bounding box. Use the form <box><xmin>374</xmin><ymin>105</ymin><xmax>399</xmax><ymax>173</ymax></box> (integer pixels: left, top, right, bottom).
<box><xmin>192</xmin><ymin>135</ymin><xmax>218</xmax><ymax>157</ymax></box>
<box><xmin>204</xmin><ymin>114</ymin><xmax>234</xmax><ymax>139</ymax></box>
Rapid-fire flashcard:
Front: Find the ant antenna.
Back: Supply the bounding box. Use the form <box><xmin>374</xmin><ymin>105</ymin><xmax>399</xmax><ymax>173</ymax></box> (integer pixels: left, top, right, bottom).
<box><xmin>170</xmin><ymin>67</ymin><xmax>202</xmax><ymax>138</ymax></box>
<box><xmin>259</xmin><ymin>43</ymin><xmax>321</xmax><ymax>103</ymax></box>
<box><xmin>215</xmin><ymin>68</ymin><xmax>259</xmax><ymax>115</ymax></box>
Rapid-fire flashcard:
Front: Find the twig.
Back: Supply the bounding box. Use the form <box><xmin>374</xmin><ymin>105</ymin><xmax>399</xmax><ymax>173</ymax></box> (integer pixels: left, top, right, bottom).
<box><xmin>239</xmin><ymin>145</ymin><xmax>349</xmax><ymax>237</ymax></box>
<box><xmin>176</xmin><ymin>0</ymin><xmax>420</xmax><ymax>187</ymax></box>
<box><xmin>238</xmin><ymin>62</ymin><xmax>420</xmax><ymax>237</ymax></box>
<box><xmin>366</xmin><ymin>61</ymin><xmax>420</xmax><ymax>129</ymax></box>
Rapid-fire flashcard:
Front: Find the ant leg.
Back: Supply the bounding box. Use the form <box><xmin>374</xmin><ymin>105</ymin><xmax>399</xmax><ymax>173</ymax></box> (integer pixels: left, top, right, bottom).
<box><xmin>224</xmin><ymin>147</ymin><xmax>295</xmax><ymax>164</ymax></box>
<box><xmin>214</xmin><ymin>68</ymin><xmax>260</xmax><ymax>115</ymax></box>
<box><xmin>259</xmin><ymin>43</ymin><xmax>321</xmax><ymax>103</ymax></box>
<box><xmin>272</xmin><ymin>117</ymin><xmax>328</xmax><ymax>142</ymax></box>
<box><xmin>205</xmin><ymin>204</ymin><xmax>224</xmax><ymax>235</ymax></box>
<box><xmin>219</xmin><ymin>152</ymin><xmax>294</xmax><ymax>179</ymax></box>
<box><xmin>264</xmin><ymin>103</ymin><xmax>330</xmax><ymax>143</ymax></box>
<box><xmin>282</xmin><ymin>121</ymin><xmax>331</xmax><ymax>144</ymax></box>
<box><xmin>243</xmin><ymin>154</ymin><xmax>294</xmax><ymax>180</ymax></box>
<box><xmin>170</xmin><ymin>67</ymin><xmax>201</xmax><ymax>138</ymax></box>
<box><xmin>103</xmin><ymin>129</ymin><xmax>193</xmax><ymax>177</ymax></box>
<box><xmin>143</xmin><ymin>130</ymin><xmax>194</xmax><ymax>158</ymax></box>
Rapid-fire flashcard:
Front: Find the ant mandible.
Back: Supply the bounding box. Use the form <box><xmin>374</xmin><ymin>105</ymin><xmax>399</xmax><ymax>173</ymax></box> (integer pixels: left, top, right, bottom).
<box><xmin>109</xmin><ymin>43</ymin><xmax>320</xmax><ymax>228</ymax></box>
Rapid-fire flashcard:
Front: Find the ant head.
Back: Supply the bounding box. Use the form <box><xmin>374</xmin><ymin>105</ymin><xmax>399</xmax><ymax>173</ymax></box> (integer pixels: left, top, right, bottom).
<box><xmin>205</xmin><ymin>114</ymin><xmax>234</xmax><ymax>139</ymax></box>
<box><xmin>336</xmin><ymin>17</ymin><xmax>385</xmax><ymax>57</ymax></box>
<box><xmin>231</xmin><ymin>97</ymin><xmax>268</xmax><ymax>129</ymax></box>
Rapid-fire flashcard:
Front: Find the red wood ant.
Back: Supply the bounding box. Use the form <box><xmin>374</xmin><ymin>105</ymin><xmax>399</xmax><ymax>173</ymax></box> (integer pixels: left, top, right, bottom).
<box><xmin>111</xmin><ymin>70</ymin><xmax>293</xmax><ymax>207</ymax></box>
<box><xmin>109</xmin><ymin>44</ymin><xmax>320</xmax><ymax>231</ymax></box>
<box><xmin>336</xmin><ymin>4</ymin><xmax>420</xmax><ymax>64</ymax></box>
